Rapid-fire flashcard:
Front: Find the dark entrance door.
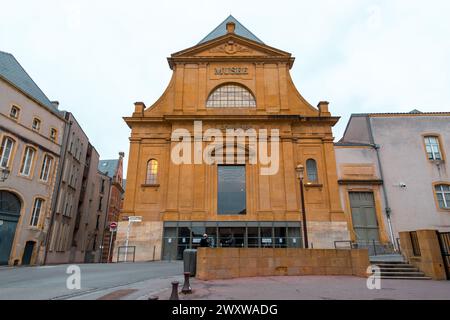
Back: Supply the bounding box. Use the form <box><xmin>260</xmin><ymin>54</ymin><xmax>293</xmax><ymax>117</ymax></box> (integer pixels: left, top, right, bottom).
<box><xmin>349</xmin><ymin>192</ymin><xmax>380</xmax><ymax>243</ymax></box>
<box><xmin>438</xmin><ymin>232</ymin><xmax>450</xmax><ymax>280</ymax></box>
<box><xmin>22</xmin><ymin>241</ymin><xmax>35</xmax><ymax>265</ymax></box>
<box><xmin>0</xmin><ymin>191</ymin><xmax>21</xmax><ymax>265</ymax></box>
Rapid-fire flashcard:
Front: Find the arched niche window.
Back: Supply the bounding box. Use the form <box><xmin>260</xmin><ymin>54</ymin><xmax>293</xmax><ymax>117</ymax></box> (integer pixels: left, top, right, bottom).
<box><xmin>206</xmin><ymin>83</ymin><xmax>256</xmax><ymax>108</ymax></box>
<box><xmin>306</xmin><ymin>159</ymin><xmax>318</xmax><ymax>183</ymax></box>
<box><xmin>146</xmin><ymin>159</ymin><xmax>158</xmax><ymax>185</ymax></box>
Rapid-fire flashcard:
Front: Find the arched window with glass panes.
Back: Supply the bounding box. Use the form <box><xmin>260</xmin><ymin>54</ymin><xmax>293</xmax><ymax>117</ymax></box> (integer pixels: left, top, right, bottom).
<box><xmin>206</xmin><ymin>83</ymin><xmax>256</xmax><ymax>108</ymax></box>
<box><xmin>306</xmin><ymin>159</ymin><xmax>318</xmax><ymax>183</ymax></box>
<box><xmin>146</xmin><ymin>159</ymin><xmax>158</xmax><ymax>185</ymax></box>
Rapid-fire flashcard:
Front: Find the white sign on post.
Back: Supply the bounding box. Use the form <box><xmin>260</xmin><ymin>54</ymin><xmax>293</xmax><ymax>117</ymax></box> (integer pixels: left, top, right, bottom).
<box><xmin>128</xmin><ymin>216</ymin><xmax>142</xmax><ymax>223</ymax></box>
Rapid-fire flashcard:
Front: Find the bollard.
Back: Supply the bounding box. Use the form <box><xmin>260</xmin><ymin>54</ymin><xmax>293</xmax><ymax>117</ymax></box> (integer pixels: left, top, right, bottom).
<box><xmin>169</xmin><ymin>281</ymin><xmax>179</xmax><ymax>300</ymax></box>
<box><xmin>181</xmin><ymin>272</ymin><xmax>192</xmax><ymax>294</ymax></box>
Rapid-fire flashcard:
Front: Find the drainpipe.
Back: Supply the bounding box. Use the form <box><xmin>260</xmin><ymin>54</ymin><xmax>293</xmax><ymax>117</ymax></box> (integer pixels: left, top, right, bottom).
<box><xmin>43</xmin><ymin>112</ymin><xmax>72</xmax><ymax>265</ymax></box>
<box><xmin>366</xmin><ymin>116</ymin><xmax>397</xmax><ymax>251</ymax></box>
<box><xmin>100</xmin><ymin>176</ymin><xmax>112</xmax><ymax>263</ymax></box>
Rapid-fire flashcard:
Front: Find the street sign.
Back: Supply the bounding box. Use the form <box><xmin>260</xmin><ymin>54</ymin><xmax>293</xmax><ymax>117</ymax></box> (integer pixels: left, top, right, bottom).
<box><xmin>109</xmin><ymin>222</ymin><xmax>118</xmax><ymax>232</ymax></box>
<box><xmin>128</xmin><ymin>216</ymin><xmax>142</xmax><ymax>223</ymax></box>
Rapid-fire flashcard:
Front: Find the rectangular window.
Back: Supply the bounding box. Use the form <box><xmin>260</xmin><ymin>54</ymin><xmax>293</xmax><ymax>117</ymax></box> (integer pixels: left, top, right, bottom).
<box><xmin>217</xmin><ymin>165</ymin><xmax>246</xmax><ymax>215</ymax></box>
<box><xmin>435</xmin><ymin>184</ymin><xmax>450</xmax><ymax>209</ymax></box>
<box><xmin>19</xmin><ymin>147</ymin><xmax>35</xmax><ymax>176</ymax></box>
<box><xmin>50</xmin><ymin>128</ymin><xmax>57</xmax><ymax>141</ymax></box>
<box><xmin>98</xmin><ymin>196</ymin><xmax>103</xmax><ymax>211</ymax></box>
<box><xmin>424</xmin><ymin>136</ymin><xmax>442</xmax><ymax>160</ymax></box>
<box><xmin>30</xmin><ymin>198</ymin><xmax>44</xmax><ymax>227</ymax></box>
<box><xmin>32</xmin><ymin>118</ymin><xmax>41</xmax><ymax>131</ymax></box>
<box><xmin>0</xmin><ymin>137</ymin><xmax>14</xmax><ymax>168</ymax></box>
<box><xmin>40</xmin><ymin>155</ymin><xmax>53</xmax><ymax>181</ymax></box>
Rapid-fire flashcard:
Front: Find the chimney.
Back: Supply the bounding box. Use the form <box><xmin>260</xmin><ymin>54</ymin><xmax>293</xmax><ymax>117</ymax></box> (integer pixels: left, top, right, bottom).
<box><xmin>226</xmin><ymin>22</ymin><xmax>235</xmax><ymax>34</ymax></box>
<box><xmin>134</xmin><ymin>101</ymin><xmax>146</xmax><ymax>115</ymax></box>
<box><xmin>119</xmin><ymin>152</ymin><xmax>125</xmax><ymax>158</ymax></box>
<box><xmin>51</xmin><ymin>101</ymin><xmax>59</xmax><ymax>109</ymax></box>
<box><xmin>317</xmin><ymin>101</ymin><xmax>331</xmax><ymax>117</ymax></box>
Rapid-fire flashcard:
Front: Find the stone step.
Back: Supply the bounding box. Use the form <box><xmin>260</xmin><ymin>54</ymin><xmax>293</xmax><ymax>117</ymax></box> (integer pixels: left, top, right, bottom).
<box><xmin>379</xmin><ymin>267</ymin><xmax>420</xmax><ymax>272</ymax></box>
<box><xmin>380</xmin><ymin>271</ymin><xmax>426</xmax><ymax>277</ymax></box>
<box><xmin>371</xmin><ymin>261</ymin><xmax>407</xmax><ymax>265</ymax></box>
<box><xmin>380</xmin><ymin>276</ymin><xmax>432</xmax><ymax>280</ymax></box>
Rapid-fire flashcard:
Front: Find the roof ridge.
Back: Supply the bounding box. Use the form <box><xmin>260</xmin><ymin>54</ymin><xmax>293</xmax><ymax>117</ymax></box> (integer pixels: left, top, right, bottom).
<box><xmin>198</xmin><ymin>15</ymin><xmax>263</xmax><ymax>45</ymax></box>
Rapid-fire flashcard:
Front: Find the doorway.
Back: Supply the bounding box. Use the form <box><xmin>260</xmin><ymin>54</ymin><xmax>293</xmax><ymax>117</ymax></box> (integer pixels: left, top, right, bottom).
<box><xmin>22</xmin><ymin>241</ymin><xmax>35</xmax><ymax>265</ymax></box>
<box><xmin>0</xmin><ymin>191</ymin><xmax>21</xmax><ymax>265</ymax></box>
<box><xmin>349</xmin><ymin>192</ymin><xmax>380</xmax><ymax>243</ymax></box>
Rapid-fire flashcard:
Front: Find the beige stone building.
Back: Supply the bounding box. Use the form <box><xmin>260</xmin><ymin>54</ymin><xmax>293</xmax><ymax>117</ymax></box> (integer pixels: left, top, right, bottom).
<box><xmin>335</xmin><ymin>111</ymin><xmax>450</xmax><ymax>254</ymax></box>
<box><xmin>115</xmin><ymin>16</ymin><xmax>349</xmax><ymax>262</ymax></box>
<box><xmin>0</xmin><ymin>50</ymin><xmax>65</xmax><ymax>265</ymax></box>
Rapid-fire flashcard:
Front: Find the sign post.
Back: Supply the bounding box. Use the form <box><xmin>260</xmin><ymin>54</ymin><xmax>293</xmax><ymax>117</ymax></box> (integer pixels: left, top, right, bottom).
<box><xmin>124</xmin><ymin>216</ymin><xmax>142</xmax><ymax>262</ymax></box>
<box><xmin>107</xmin><ymin>222</ymin><xmax>118</xmax><ymax>263</ymax></box>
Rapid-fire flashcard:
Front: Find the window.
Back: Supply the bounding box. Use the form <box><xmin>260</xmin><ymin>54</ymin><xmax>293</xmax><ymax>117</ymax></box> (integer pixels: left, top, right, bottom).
<box><xmin>424</xmin><ymin>136</ymin><xmax>442</xmax><ymax>160</ymax></box>
<box><xmin>100</xmin><ymin>179</ymin><xmax>105</xmax><ymax>193</ymax></box>
<box><xmin>19</xmin><ymin>146</ymin><xmax>35</xmax><ymax>176</ymax></box>
<box><xmin>217</xmin><ymin>165</ymin><xmax>246</xmax><ymax>215</ymax></box>
<box><xmin>98</xmin><ymin>196</ymin><xmax>103</xmax><ymax>211</ymax></box>
<box><xmin>40</xmin><ymin>155</ymin><xmax>53</xmax><ymax>181</ymax></box>
<box><xmin>32</xmin><ymin>118</ymin><xmax>41</xmax><ymax>131</ymax></box>
<box><xmin>435</xmin><ymin>184</ymin><xmax>450</xmax><ymax>209</ymax></box>
<box><xmin>0</xmin><ymin>136</ymin><xmax>15</xmax><ymax>169</ymax></box>
<box><xmin>10</xmin><ymin>105</ymin><xmax>20</xmax><ymax>119</ymax></box>
<box><xmin>306</xmin><ymin>159</ymin><xmax>318</xmax><ymax>182</ymax></box>
<box><xmin>30</xmin><ymin>198</ymin><xmax>44</xmax><ymax>227</ymax></box>
<box><xmin>206</xmin><ymin>84</ymin><xmax>256</xmax><ymax>108</ymax></box>
<box><xmin>50</xmin><ymin>128</ymin><xmax>57</xmax><ymax>141</ymax></box>
<box><xmin>146</xmin><ymin>159</ymin><xmax>158</xmax><ymax>184</ymax></box>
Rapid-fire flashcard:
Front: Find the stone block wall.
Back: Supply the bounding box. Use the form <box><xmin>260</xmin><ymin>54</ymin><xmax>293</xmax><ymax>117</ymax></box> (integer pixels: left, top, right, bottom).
<box><xmin>399</xmin><ymin>229</ymin><xmax>447</xmax><ymax>280</ymax></box>
<box><xmin>196</xmin><ymin>248</ymin><xmax>369</xmax><ymax>280</ymax></box>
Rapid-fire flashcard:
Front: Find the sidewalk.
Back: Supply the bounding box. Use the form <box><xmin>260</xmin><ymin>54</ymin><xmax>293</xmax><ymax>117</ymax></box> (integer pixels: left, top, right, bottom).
<box><xmin>146</xmin><ymin>276</ymin><xmax>450</xmax><ymax>300</ymax></box>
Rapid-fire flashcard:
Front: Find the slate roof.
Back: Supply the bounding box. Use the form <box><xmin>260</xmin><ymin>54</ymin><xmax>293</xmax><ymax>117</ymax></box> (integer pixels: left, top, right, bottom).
<box><xmin>0</xmin><ymin>50</ymin><xmax>60</xmax><ymax>115</ymax></box>
<box><xmin>98</xmin><ymin>159</ymin><xmax>118</xmax><ymax>178</ymax></box>
<box><xmin>198</xmin><ymin>15</ymin><xmax>264</xmax><ymax>45</ymax></box>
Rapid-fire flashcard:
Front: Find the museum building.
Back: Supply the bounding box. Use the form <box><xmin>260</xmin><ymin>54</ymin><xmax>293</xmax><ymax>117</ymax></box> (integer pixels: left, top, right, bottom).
<box><xmin>115</xmin><ymin>16</ymin><xmax>350</xmax><ymax>261</ymax></box>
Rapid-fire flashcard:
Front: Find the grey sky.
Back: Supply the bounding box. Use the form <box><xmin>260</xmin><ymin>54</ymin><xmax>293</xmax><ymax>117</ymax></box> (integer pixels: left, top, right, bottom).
<box><xmin>1</xmin><ymin>0</ymin><xmax>449</xmax><ymax>177</ymax></box>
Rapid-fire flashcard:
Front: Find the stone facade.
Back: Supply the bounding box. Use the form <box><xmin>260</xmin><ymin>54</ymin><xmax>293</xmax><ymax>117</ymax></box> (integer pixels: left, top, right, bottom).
<box><xmin>118</xmin><ymin>16</ymin><xmax>349</xmax><ymax>261</ymax></box>
<box><xmin>0</xmin><ymin>52</ymin><xmax>65</xmax><ymax>266</ymax></box>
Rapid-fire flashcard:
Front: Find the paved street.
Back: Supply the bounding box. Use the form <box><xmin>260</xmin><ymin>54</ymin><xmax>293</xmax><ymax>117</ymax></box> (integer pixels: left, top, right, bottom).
<box><xmin>0</xmin><ymin>261</ymin><xmax>183</xmax><ymax>300</ymax></box>
<box><xmin>1</xmin><ymin>262</ymin><xmax>449</xmax><ymax>300</ymax></box>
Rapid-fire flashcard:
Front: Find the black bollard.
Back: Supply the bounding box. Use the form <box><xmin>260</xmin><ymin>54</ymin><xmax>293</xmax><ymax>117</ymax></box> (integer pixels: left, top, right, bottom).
<box><xmin>181</xmin><ymin>272</ymin><xmax>192</xmax><ymax>294</ymax></box>
<box><xmin>169</xmin><ymin>281</ymin><xmax>179</xmax><ymax>300</ymax></box>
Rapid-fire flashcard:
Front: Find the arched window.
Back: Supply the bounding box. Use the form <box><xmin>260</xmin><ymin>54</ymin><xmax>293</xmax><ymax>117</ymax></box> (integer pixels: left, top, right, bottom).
<box><xmin>146</xmin><ymin>159</ymin><xmax>158</xmax><ymax>184</ymax></box>
<box><xmin>206</xmin><ymin>84</ymin><xmax>256</xmax><ymax>108</ymax></box>
<box><xmin>306</xmin><ymin>159</ymin><xmax>318</xmax><ymax>182</ymax></box>
<box><xmin>435</xmin><ymin>184</ymin><xmax>450</xmax><ymax>209</ymax></box>
<box><xmin>0</xmin><ymin>136</ymin><xmax>15</xmax><ymax>169</ymax></box>
<box><xmin>19</xmin><ymin>146</ymin><xmax>36</xmax><ymax>176</ymax></box>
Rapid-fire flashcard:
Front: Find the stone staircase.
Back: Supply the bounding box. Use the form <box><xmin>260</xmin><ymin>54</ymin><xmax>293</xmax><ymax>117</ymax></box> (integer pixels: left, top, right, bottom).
<box><xmin>371</xmin><ymin>260</ymin><xmax>431</xmax><ymax>280</ymax></box>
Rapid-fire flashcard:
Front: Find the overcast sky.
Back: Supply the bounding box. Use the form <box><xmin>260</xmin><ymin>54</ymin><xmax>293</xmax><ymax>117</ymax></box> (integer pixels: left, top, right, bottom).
<box><xmin>1</xmin><ymin>0</ymin><xmax>449</xmax><ymax>177</ymax></box>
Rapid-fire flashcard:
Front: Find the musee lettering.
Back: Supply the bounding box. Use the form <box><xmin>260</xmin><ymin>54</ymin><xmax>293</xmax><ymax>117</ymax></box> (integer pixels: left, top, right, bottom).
<box><xmin>215</xmin><ymin>67</ymin><xmax>248</xmax><ymax>75</ymax></box>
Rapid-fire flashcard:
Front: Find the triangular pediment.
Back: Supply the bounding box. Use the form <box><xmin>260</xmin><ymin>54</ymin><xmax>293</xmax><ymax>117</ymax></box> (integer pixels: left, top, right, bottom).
<box><xmin>171</xmin><ymin>34</ymin><xmax>291</xmax><ymax>58</ymax></box>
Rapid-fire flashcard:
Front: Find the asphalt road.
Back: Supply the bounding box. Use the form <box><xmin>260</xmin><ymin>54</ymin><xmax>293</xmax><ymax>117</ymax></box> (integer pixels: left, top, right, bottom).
<box><xmin>0</xmin><ymin>261</ymin><xmax>183</xmax><ymax>300</ymax></box>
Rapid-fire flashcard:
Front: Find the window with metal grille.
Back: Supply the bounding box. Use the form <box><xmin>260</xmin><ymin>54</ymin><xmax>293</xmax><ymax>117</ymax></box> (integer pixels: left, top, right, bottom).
<box><xmin>146</xmin><ymin>159</ymin><xmax>158</xmax><ymax>184</ymax></box>
<box><xmin>410</xmin><ymin>231</ymin><xmax>421</xmax><ymax>256</ymax></box>
<box><xmin>206</xmin><ymin>84</ymin><xmax>256</xmax><ymax>108</ymax></box>
<box><xmin>424</xmin><ymin>136</ymin><xmax>442</xmax><ymax>160</ymax></box>
<box><xmin>306</xmin><ymin>159</ymin><xmax>318</xmax><ymax>182</ymax></box>
<box><xmin>435</xmin><ymin>184</ymin><xmax>450</xmax><ymax>209</ymax></box>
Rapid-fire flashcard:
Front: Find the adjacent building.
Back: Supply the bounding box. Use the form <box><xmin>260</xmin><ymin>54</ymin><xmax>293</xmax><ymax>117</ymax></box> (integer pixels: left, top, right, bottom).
<box><xmin>115</xmin><ymin>16</ymin><xmax>349</xmax><ymax>262</ymax></box>
<box><xmin>98</xmin><ymin>152</ymin><xmax>125</xmax><ymax>262</ymax></box>
<box><xmin>0</xmin><ymin>51</ymin><xmax>65</xmax><ymax>265</ymax></box>
<box><xmin>0</xmin><ymin>51</ymin><xmax>108</xmax><ymax>265</ymax></box>
<box><xmin>335</xmin><ymin>111</ymin><xmax>450</xmax><ymax>251</ymax></box>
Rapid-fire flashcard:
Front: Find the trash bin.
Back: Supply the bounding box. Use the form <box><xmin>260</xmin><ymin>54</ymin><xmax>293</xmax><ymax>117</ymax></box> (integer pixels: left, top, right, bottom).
<box><xmin>183</xmin><ymin>249</ymin><xmax>197</xmax><ymax>276</ymax></box>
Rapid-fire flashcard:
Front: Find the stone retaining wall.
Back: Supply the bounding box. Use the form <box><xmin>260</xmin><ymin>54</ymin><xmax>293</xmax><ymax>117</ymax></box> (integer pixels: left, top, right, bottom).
<box><xmin>196</xmin><ymin>248</ymin><xmax>369</xmax><ymax>280</ymax></box>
